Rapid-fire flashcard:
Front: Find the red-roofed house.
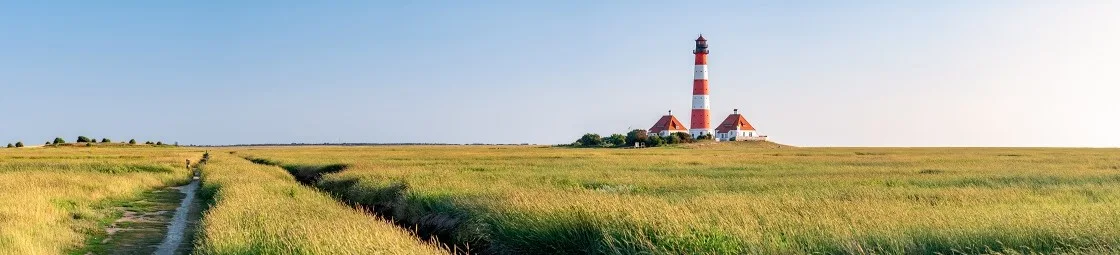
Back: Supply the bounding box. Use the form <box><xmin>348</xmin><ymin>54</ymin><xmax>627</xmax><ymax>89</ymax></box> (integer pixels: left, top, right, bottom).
<box><xmin>649</xmin><ymin>111</ymin><xmax>689</xmax><ymax>137</ymax></box>
<box><xmin>715</xmin><ymin>109</ymin><xmax>765</xmax><ymax>141</ymax></box>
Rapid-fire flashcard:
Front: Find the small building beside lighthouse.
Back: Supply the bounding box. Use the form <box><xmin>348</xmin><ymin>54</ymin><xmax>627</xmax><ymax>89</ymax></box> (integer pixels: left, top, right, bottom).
<box><xmin>715</xmin><ymin>109</ymin><xmax>765</xmax><ymax>141</ymax></box>
<box><xmin>649</xmin><ymin>111</ymin><xmax>689</xmax><ymax>137</ymax></box>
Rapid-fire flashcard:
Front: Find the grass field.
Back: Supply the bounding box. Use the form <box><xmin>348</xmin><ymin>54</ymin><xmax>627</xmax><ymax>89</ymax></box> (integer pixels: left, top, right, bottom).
<box><xmin>236</xmin><ymin>142</ymin><xmax>1120</xmax><ymax>254</ymax></box>
<box><xmin>0</xmin><ymin>146</ymin><xmax>198</xmax><ymax>255</ymax></box>
<box><xmin>3</xmin><ymin>143</ymin><xmax>1119</xmax><ymax>254</ymax></box>
<box><xmin>193</xmin><ymin>152</ymin><xmax>445</xmax><ymax>254</ymax></box>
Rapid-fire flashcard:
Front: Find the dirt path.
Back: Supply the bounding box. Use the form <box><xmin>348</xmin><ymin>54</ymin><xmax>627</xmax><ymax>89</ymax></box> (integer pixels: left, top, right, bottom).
<box><xmin>76</xmin><ymin>159</ymin><xmax>205</xmax><ymax>255</ymax></box>
<box><xmin>154</xmin><ymin>171</ymin><xmax>200</xmax><ymax>255</ymax></box>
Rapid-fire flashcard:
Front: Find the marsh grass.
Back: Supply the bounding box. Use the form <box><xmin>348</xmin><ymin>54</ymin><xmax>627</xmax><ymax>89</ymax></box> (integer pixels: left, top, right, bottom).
<box><xmin>241</xmin><ymin>144</ymin><xmax>1120</xmax><ymax>254</ymax></box>
<box><xmin>193</xmin><ymin>153</ymin><xmax>446</xmax><ymax>254</ymax></box>
<box><xmin>0</xmin><ymin>147</ymin><xmax>198</xmax><ymax>255</ymax></box>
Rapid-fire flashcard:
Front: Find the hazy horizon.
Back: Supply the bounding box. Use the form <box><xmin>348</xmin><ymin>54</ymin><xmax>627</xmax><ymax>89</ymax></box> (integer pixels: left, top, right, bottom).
<box><xmin>2</xmin><ymin>1</ymin><xmax>1118</xmax><ymax>147</ymax></box>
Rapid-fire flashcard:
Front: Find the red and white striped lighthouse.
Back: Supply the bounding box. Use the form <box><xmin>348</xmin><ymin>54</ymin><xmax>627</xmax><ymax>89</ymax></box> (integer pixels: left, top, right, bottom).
<box><xmin>690</xmin><ymin>35</ymin><xmax>713</xmax><ymax>138</ymax></box>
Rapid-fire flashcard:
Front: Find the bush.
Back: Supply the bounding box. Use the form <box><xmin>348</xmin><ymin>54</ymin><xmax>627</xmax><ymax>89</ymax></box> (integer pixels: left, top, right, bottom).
<box><xmin>646</xmin><ymin>135</ymin><xmax>664</xmax><ymax>147</ymax></box>
<box><xmin>76</xmin><ymin>136</ymin><xmax>92</xmax><ymax>143</ymax></box>
<box><xmin>14</xmin><ymin>142</ymin><xmax>23</xmax><ymax>148</ymax></box>
<box><xmin>52</xmin><ymin>137</ymin><xmax>66</xmax><ymax>144</ymax></box>
<box><xmin>606</xmin><ymin>134</ymin><xmax>626</xmax><ymax>147</ymax></box>
<box><xmin>673</xmin><ymin>132</ymin><xmax>694</xmax><ymax>143</ymax></box>
<box><xmin>100</xmin><ymin>138</ymin><xmax>111</xmax><ymax>143</ymax></box>
<box><xmin>626</xmin><ymin>129</ymin><xmax>649</xmax><ymax>146</ymax></box>
<box><xmin>569</xmin><ymin>141</ymin><xmax>583</xmax><ymax>147</ymax></box>
<box><xmin>577</xmin><ymin>134</ymin><xmax>602</xmax><ymax>147</ymax></box>
<box><xmin>5</xmin><ymin>143</ymin><xmax>12</xmax><ymax>148</ymax></box>
<box><xmin>85</xmin><ymin>143</ymin><xmax>92</xmax><ymax>147</ymax></box>
<box><xmin>128</xmin><ymin>139</ymin><xmax>137</xmax><ymax>145</ymax></box>
<box><xmin>666</xmin><ymin>135</ymin><xmax>681</xmax><ymax>144</ymax></box>
<box><xmin>156</xmin><ymin>141</ymin><xmax>164</xmax><ymax>146</ymax></box>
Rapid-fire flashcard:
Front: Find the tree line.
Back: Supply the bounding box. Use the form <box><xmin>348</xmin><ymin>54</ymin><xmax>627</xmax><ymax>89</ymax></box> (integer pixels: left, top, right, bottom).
<box><xmin>570</xmin><ymin>129</ymin><xmax>713</xmax><ymax>148</ymax></box>
<box><xmin>5</xmin><ymin>136</ymin><xmax>177</xmax><ymax>148</ymax></box>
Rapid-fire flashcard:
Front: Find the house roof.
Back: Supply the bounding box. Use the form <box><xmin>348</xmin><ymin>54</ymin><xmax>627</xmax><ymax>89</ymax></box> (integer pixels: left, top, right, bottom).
<box><xmin>715</xmin><ymin>114</ymin><xmax>756</xmax><ymax>133</ymax></box>
<box><xmin>649</xmin><ymin>115</ymin><xmax>688</xmax><ymax>133</ymax></box>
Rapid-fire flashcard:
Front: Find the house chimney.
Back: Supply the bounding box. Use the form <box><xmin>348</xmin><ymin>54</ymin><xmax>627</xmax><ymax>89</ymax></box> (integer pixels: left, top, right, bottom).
<box><xmin>668</xmin><ymin>110</ymin><xmax>672</xmax><ymax>116</ymax></box>
<box><xmin>734</xmin><ymin>109</ymin><xmax>738</xmax><ymax>114</ymax></box>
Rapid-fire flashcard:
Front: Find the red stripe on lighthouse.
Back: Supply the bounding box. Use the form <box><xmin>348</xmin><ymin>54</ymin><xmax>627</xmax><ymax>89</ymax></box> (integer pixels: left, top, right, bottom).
<box><xmin>693</xmin><ymin>80</ymin><xmax>708</xmax><ymax>95</ymax></box>
<box><xmin>691</xmin><ymin>109</ymin><xmax>710</xmax><ymax>129</ymax></box>
<box><xmin>695</xmin><ymin>54</ymin><xmax>707</xmax><ymax>65</ymax></box>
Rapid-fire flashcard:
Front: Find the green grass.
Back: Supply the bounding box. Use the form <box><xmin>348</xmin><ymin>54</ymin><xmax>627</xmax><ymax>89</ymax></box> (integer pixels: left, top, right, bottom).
<box><xmin>237</xmin><ymin>143</ymin><xmax>1120</xmax><ymax>254</ymax></box>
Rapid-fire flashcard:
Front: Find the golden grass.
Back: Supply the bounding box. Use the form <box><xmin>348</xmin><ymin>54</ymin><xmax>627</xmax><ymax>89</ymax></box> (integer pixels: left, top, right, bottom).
<box><xmin>193</xmin><ymin>152</ymin><xmax>446</xmax><ymax>254</ymax></box>
<box><xmin>0</xmin><ymin>147</ymin><xmax>198</xmax><ymax>255</ymax></box>
<box><xmin>239</xmin><ymin>144</ymin><xmax>1120</xmax><ymax>254</ymax></box>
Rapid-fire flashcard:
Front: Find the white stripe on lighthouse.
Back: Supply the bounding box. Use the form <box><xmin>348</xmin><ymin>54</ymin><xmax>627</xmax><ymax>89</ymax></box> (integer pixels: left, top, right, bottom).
<box><xmin>692</xmin><ymin>95</ymin><xmax>710</xmax><ymax>109</ymax></box>
<box><xmin>693</xmin><ymin>65</ymin><xmax>708</xmax><ymax>80</ymax></box>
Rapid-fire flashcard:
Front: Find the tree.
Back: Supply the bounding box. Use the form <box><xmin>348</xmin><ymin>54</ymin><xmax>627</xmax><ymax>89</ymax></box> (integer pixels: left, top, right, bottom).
<box><xmin>53</xmin><ymin>137</ymin><xmax>66</xmax><ymax>144</ymax></box>
<box><xmin>15</xmin><ymin>142</ymin><xmax>23</xmax><ymax>148</ymax></box>
<box><xmin>646</xmin><ymin>135</ymin><xmax>664</xmax><ymax>147</ymax></box>
<box><xmin>156</xmin><ymin>141</ymin><xmax>164</xmax><ymax>146</ymax></box>
<box><xmin>128</xmin><ymin>139</ymin><xmax>137</xmax><ymax>145</ymax></box>
<box><xmin>625</xmin><ymin>129</ymin><xmax>649</xmax><ymax>146</ymax></box>
<box><xmin>577</xmin><ymin>134</ymin><xmax>602</xmax><ymax>147</ymax></box>
<box><xmin>100</xmin><ymin>138</ymin><xmax>111</xmax><ymax>143</ymax></box>
<box><xmin>606</xmin><ymin>134</ymin><xmax>626</xmax><ymax>147</ymax></box>
<box><xmin>5</xmin><ymin>143</ymin><xmax>12</xmax><ymax>148</ymax></box>
<box><xmin>76</xmin><ymin>136</ymin><xmax>92</xmax><ymax>143</ymax></box>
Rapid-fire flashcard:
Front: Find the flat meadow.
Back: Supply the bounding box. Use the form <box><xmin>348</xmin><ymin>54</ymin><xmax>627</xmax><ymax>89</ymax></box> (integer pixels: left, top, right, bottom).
<box><xmin>3</xmin><ymin>143</ymin><xmax>1119</xmax><ymax>254</ymax></box>
<box><xmin>236</xmin><ymin>142</ymin><xmax>1120</xmax><ymax>254</ymax></box>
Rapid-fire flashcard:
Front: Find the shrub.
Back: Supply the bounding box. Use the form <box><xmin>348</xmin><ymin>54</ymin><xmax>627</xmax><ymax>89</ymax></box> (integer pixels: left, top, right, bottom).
<box><xmin>52</xmin><ymin>137</ymin><xmax>66</xmax><ymax>144</ymax></box>
<box><xmin>156</xmin><ymin>141</ymin><xmax>164</xmax><ymax>146</ymax></box>
<box><xmin>85</xmin><ymin>143</ymin><xmax>92</xmax><ymax>147</ymax></box>
<box><xmin>569</xmin><ymin>141</ymin><xmax>583</xmax><ymax>147</ymax></box>
<box><xmin>673</xmin><ymin>132</ymin><xmax>694</xmax><ymax>143</ymax></box>
<box><xmin>606</xmin><ymin>134</ymin><xmax>626</xmax><ymax>147</ymax></box>
<box><xmin>626</xmin><ymin>129</ymin><xmax>649</xmax><ymax>146</ymax></box>
<box><xmin>646</xmin><ymin>135</ymin><xmax>664</xmax><ymax>147</ymax></box>
<box><xmin>14</xmin><ymin>142</ymin><xmax>23</xmax><ymax>148</ymax></box>
<box><xmin>128</xmin><ymin>139</ymin><xmax>137</xmax><ymax>145</ymax></box>
<box><xmin>100</xmin><ymin>138</ymin><xmax>111</xmax><ymax>143</ymax></box>
<box><xmin>5</xmin><ymin>143</ymin><xmax>12</xmax><ymax>148</ymax></box>
<box><xmin>666</xmin><ymin>135</ymin><xmax>681</xmax><ymax>144</ymax></box>
<box><xmin>76</xmin><ymin>136</ymin><xmax>92</xmax><ymax>143</ymax></box>
<box><xmin>577</xmin><ymin>134</ymin><xmax>602</xmax><ymax>147</ymax></box>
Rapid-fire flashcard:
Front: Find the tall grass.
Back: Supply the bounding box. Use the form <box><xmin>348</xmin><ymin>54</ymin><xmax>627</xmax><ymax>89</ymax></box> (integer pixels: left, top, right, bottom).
<box><xmin>240</xmin><ymin>143</ymin><xmax>1120</xmax><ymax>254</ymax></box>
<box><xmin>0</xmin><ymin>147</ymin><xmax>198</xmax><ymax>255</ymax></box>
<box><xmin>193</xmin><ymin>152</ymin><xmax>446</xmax><ymax>254</ymax></box>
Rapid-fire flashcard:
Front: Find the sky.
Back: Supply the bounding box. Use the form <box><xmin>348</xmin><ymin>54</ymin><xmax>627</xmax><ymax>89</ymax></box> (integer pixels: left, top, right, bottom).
<box><xmin>1</xmin><ymin>1</ymin><xmax>1118</xmax><ymax>147</ymax></box>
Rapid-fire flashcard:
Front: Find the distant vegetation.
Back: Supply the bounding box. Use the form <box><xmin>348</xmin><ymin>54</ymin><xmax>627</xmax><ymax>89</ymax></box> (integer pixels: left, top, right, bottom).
<box><xmin>4</xmin><ymin>136</ymin><xmax>174</xmax><ymax>148</ymax></box>
<box><xmin>570</xmin><ymin>129</ymin><xmax>711</xmax><ymax>148</ymax></box>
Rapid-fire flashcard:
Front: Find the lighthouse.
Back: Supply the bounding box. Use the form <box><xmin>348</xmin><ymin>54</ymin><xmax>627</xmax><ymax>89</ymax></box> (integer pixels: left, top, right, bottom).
<box><xmin>690</xmin><ymin>35</ymin><xmax>713</xmax><ymax>138</ymax></box>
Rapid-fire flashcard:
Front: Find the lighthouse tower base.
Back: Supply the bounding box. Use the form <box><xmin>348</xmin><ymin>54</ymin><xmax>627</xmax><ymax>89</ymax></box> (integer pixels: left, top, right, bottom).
<box><xmin>690</xmin><ymin>129</ymin><xmax>714</xmax><ymax>139</ymax></box>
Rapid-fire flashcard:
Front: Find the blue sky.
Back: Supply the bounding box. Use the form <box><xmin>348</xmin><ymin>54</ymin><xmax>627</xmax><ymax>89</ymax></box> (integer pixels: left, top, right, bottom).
<box><xmin>1</xmin><ymin>1</ymin><xmax>1118</xmax><ymax>146</ymax></box>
